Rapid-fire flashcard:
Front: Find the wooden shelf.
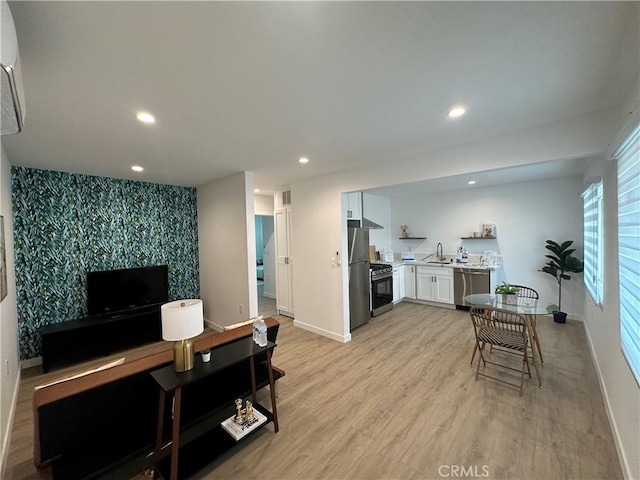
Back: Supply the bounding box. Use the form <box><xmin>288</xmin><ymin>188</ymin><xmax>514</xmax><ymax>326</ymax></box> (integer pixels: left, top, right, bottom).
<box><xmin>151</xmin><ymin>337</ymin><xmax>279</xmax><ymax>480</ymax></box>
<box><xmin>155</xmin><ymin>403</ymin><xmax>273</xmax><ymax>480</ymax></box>
<box><xmin>461</xmin><ymin>236</ymin><xmax>496</xmax><ymax>240</ymax></box>
<box><xmin>399</xmin><ymin>237</ymin><xmax>426</xmax><ymax>240</ymax></box>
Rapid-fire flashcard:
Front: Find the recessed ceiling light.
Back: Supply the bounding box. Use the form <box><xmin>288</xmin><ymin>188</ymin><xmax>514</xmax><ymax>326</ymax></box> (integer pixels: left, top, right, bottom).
<box><xmin>468</xmin><ymin>180</ymin><xmax>476</xmax><ymax>185</ymax></box>
<box><xmin>136</xmin><ymin>112</ymin><xmax>155</xmax><ymax>124</ymax></box>
<box><xmin>131</xmin><ymin>165</ymin><xmax>144</xmax><ymax>172</ymax></box>
<box><xmin>298</xmin><ymin>157</ymin><xmax>309</xmax><ymax>164</ymax></box>
<box><xmin>254</xmin><ymin>189</ymin><xmax>260</xmax><ymax>193</ymax></box>
<box><xmin>447</xmin><ymin>106</ymin><xmax>466</xmax><ymax>118</ymax></box>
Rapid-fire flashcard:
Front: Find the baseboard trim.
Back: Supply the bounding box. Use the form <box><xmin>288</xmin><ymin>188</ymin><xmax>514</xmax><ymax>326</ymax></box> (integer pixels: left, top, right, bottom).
<box><xmin>22</xmin><ymin>356</ymin><xmax>42</xmax><ymax>368</ymax></box>
<box><xmin>1</xmin><ymin>366</ymin><xmax>21</xmax><ymax>479</ymax></box>
<box><xmin>402</xmin><ymin>298</ymin><xmax>456</xmax><ymax>309</ymax></box>
<box><xmin>567</xmin><ymin>312</ymin><xmax>584</xmax><ymax>322</ymax></box>
<box><xmin>293</xmin><ymin>319</ymin><xmax>351</xmax><ymax>343</ymax></box>
<box><xmin>582</xmin><ymin>320</ymin><xmax>632</xmax><ymax>479</ymax></box>
<box><xmin>204</xmin><ymin>318</ymin><xmax>223</xmax><ymax>332</ymax></box>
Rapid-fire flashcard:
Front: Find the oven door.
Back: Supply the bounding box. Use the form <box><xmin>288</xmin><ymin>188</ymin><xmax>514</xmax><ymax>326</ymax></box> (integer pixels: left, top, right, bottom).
<box><xmin>371</xmin><ymin>275</ymin><xmax>393</xmax><ymax>316</ymax></box>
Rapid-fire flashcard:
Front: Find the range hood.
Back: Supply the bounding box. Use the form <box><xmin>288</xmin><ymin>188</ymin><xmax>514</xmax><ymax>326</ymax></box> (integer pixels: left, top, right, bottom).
<box><xmin>361</xmin><ymin>217</ymin><xmax>384</xmax><ymax>229</ymax></box>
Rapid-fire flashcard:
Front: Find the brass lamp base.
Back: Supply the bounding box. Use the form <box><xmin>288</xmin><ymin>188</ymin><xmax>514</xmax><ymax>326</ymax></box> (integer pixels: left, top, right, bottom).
<box><xmin>173</xmin><ymin>339</ymin><xmax>195</xmax><ymax>372</ymax></box>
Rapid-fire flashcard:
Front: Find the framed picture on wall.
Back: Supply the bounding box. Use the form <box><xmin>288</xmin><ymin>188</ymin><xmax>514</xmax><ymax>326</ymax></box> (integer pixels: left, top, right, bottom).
<box><xmin>483</xmin><ymin>224</ymin><xmax>496</xmax><ymax>238</ymax></box>
<box><xmin>1</xmin><ymin>216</ymin><xmax>6</xmax><ymax>302</ymax></box>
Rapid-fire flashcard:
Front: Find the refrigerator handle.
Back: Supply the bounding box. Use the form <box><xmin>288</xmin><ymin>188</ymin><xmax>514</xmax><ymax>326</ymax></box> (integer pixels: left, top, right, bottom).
<box><xmin>349</xmin><ymin>230</ymin><xmax>358</xmax><ymax>265</ymax></box>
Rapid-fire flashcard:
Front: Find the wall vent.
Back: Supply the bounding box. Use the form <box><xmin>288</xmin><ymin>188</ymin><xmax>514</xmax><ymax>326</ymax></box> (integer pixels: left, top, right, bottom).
<box><xmin>282</xmin><ymin>190</ymin><xmax>291</xmax><ymax>206</ymax></box>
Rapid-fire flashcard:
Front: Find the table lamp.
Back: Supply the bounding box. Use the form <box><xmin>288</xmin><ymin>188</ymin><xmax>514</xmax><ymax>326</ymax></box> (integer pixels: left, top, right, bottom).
<box><xmin>161</xmin><ymin>299</ymin><xmax>204</xmax><ymax>372</ymax></box>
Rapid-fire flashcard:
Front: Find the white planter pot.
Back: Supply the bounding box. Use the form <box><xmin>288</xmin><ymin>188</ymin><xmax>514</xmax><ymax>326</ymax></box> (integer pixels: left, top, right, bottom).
<box><xmin>502</xmin><ymin>294</ymin><xmax>518</xmax><ymax>306</ymax></box>
<box><xmin>201</xmin><ymin>352</ymin><xmax>211</xmax><ymax>362</ymax></box>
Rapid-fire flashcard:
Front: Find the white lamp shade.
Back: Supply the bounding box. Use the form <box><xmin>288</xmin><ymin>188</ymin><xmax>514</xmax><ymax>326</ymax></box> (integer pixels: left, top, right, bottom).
<box><xmin>161</xmin><ymin>299</ymin><xmax>204</xmax><ymax>341</ymax></box>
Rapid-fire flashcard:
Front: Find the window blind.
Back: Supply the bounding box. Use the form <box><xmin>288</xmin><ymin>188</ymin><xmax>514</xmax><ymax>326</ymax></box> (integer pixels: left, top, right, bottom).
<box><xmin>583</xmin><ymin>181</ymin><xmax>603</xmax><ymax>304</ymax></box>
<box><xmin>616</xmin><ymin>122</ymin><xmax>640</xmax><ymax>385</ymax></box>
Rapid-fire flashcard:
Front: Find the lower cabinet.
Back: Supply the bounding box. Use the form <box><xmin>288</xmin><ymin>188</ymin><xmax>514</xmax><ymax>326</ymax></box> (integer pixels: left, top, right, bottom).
<box><xmin>404</xmin><ymin>265</ymin><xmax>416</xmax><ymax>300</ymax></box>
<box><xmin>393</xmin><ymin>266</ymin><xmax>402</xmax><ymax>303</ymax></box>
<box><xmin>416</xmin><ymin>266</ymin><xmax>454</xmax><ymax>304</ymax></box>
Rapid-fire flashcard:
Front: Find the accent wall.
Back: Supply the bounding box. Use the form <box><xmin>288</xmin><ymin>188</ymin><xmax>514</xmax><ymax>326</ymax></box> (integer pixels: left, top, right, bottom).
<box><xmin>11</xmin><ymin>167</ymin><xmax>200</xmax><ymax>360</ymax></box>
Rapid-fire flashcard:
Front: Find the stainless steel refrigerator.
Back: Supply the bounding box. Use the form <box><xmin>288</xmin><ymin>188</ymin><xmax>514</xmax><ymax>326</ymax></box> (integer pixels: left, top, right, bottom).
<box><xmin>348</xmin><ymin>227</ymin><xmax>370</xmax><ymax>331</ymax></box>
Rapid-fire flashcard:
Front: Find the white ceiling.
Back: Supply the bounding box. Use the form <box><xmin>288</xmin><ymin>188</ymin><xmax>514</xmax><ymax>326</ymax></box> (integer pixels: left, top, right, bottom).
<box><xmin>364</xmin><ymin>156</ymin><xmax>593</xmax><ymax>198</ymax></box>
<box><xmin>2</xmin><ymin>1</ymin><xmax>638</xmax><ymax>191</ymax></box>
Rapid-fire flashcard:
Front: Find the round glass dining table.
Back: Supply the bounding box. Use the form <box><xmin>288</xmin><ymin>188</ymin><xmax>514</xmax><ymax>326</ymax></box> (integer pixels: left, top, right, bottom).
<box><xmin>463</xmin><ymin>293</ymin><xmax>555</xmax><ymax>315</ymax></box>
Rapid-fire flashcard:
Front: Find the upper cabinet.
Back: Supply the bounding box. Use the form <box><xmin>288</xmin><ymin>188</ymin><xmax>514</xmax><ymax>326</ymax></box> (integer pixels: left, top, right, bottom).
<box><xmin>346</xmin><ymin>192</ymin><xmax>362</xmax><ymax>221</ymax></box>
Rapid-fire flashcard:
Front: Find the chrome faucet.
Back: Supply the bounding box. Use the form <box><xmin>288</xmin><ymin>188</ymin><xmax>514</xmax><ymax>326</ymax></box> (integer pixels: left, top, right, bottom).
<box><xmin>436</xmin><ymin>242</ymin><xmax>444</xmax><ymax>261</ymax></box>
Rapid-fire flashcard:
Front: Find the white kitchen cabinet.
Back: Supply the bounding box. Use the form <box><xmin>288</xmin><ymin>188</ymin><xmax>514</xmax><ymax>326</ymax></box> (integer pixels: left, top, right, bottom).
<box><xmin>346</xmin><ymin>192</ymin><xmax>362</xmax><ymax>221</ymax></box>
<box><xmin>275</xmin><ymin>206</ymin><xmax>294</xmax><ymax>317</ymax></box>
<box><xmin>404</xmin><ymin>265</ymin><xmax>416</xmax><ymax>300</ymax></box>
<box><xmin>416</xmin><ymin>266</ymin><xmax>454</xmax><ymax>305</ymax></box>
<box><xmin>398</xmin><ymin>265</ymin><xmax>405</xmax><ymax>300</ymax></box>
<box><xmin>392</xmin><ymin>265</ymin><xmax>402</xmax><ymax>304</ymax></box>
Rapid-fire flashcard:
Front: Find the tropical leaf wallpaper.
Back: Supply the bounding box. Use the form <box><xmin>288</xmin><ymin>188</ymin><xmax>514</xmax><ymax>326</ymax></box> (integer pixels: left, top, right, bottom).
<box><xmin>11</xmin><ymin>167</ymin><xmax>200</xmax><ymax>359</ymax></box>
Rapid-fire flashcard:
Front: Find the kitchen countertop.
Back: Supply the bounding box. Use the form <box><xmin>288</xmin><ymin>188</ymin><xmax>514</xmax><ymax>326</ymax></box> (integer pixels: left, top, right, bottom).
<box><xmin>400</xmin><ymin>260</ymin><xmax>497</xmax><ymax>270</ymax></box>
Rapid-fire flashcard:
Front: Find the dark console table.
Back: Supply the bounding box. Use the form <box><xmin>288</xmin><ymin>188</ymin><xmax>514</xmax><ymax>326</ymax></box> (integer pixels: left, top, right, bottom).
<box><xmin>151</xmin><ymin>337</ymin><xmax>279</xmax><ymax>480</ymax></box>
<box><xmin>40</xmin><ymin>304</ymin><xmax>162</xmax><ymax>372</ymax></box>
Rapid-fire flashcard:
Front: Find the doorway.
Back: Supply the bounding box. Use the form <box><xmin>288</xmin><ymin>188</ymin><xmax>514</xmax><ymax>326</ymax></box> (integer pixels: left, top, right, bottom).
<box><xmin>255</xmin><ymin>215</ymin><xmax>276</xmax><ymax>317</ymax></box>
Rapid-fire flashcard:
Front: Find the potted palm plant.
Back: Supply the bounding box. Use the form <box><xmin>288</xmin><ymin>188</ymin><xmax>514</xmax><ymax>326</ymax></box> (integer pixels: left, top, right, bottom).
<box><xmin>539</xmin><ymin>239</ymin><xmax>584</xmax><ymax>323</ymax></box>
<box><xmin>496</xmin><ymin>281</ymin><xmax>520</xmax><ymax>305</ymax></box>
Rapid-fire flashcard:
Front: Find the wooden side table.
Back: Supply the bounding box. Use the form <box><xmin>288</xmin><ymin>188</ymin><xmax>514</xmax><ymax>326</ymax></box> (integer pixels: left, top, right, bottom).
<box><xmin>151</xmin><ymin>338</ymin><xmax>279</xmax><ymax>480</ymax></box>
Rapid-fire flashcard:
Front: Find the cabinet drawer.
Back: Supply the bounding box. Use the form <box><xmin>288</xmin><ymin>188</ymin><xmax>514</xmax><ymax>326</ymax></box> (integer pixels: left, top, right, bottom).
<box><xmin>417</xmin><ymin>266</ymin><xmax>453</xmax><ymax>277</ymax></box>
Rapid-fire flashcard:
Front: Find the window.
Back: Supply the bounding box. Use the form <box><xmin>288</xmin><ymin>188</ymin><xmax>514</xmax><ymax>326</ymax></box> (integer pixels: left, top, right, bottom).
<box><xmin>583</xmin><ymin>180</ymin><xmax>603</xmax><ymax>305</ymax></box>
<box><xmin>615</xmin><ymin>122</ymin><xmax>640</xmax><ymax>385</ymax></box>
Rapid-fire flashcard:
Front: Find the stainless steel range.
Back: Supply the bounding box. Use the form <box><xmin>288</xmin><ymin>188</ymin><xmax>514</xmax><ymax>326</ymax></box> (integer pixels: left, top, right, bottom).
<box><xmin>370</xmin><ymin>263</ymin><xmax>393</xmax><ymax>316</ymax></box>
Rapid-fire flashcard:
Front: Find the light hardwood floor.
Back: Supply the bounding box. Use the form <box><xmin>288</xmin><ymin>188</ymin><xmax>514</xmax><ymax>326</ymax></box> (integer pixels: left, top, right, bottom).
<box><xmin>5</xmin><ymin>302</ymin><xmax>622</xmax><ymax>479</ymax></box>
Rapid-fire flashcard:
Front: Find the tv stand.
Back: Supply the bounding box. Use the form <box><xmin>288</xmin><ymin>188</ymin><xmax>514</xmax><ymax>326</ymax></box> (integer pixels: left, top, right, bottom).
<box><xmin>40</xmin><ymin>304</ymin><xmax>163</xmax><ymax>372</ymax></box>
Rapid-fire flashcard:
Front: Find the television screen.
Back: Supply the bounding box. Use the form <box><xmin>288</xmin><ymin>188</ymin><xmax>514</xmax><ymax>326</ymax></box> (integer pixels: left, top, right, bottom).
<box><xmin>87</xmin><ymin>265</ymin><xmax>169</xmax><ymax>316</ymax></box>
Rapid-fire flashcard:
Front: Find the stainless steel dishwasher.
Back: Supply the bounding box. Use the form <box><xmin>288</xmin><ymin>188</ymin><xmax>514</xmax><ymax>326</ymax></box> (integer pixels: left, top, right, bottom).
<box><xmin>454</xmin><ymin>268</ymin><xmax>491</xmax><ymax>309</ymax></box>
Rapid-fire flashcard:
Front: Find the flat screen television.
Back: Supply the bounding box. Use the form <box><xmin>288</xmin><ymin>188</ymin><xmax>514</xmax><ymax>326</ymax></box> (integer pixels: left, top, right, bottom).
<box><xmin>87</xmin><ymin>265</ymin><xmax>169</xmax><ymax>316</ymax></box>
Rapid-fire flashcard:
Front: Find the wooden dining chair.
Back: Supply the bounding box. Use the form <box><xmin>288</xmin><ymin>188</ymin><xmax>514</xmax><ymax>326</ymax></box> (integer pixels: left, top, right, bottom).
<box><xmin>490</xmin><ymin>284</ymin><xmax>544</xmax><ymax>365</ymax></box>
<box><xmin>469</xmin><ymin>306</ymin><xmax>542</xmax><ymax>396</ymax></box>
<box><xmin>494</xmin><ymin>284</ymin><xmax>539</xmax><ymax>299</ymax></box>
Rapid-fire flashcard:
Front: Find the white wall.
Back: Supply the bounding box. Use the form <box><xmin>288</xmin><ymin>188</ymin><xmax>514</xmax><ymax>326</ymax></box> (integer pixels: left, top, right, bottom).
<box><xmin>390</xmin><ymin>176</ymin><xmax>585</xmax><ymax>317</ymax></box>
<box><xmin>579</xmin><ymin>75</ymin><xmax>640</xmax><ymax>480</ymax></box>
<box><xmin>254</xmin><ymin>194</ymin><xmax>274</xmax><ymax>216</ymax></box>
<box><xmin>362</xmin><ymin>193</ymin><xmax>392</xmax><ymax>254</ymax></box>
<box><xmin>197</xmin><ymin>172</ymin><xmax>258</xmax><ymax>329</ymax></box>
<box><xmin>0</xmin><ymin>147</ymin><xmax>19</xmax><ymax>474</ymax></box>
<box><xmin>581</xmin><ymin>157</ymin><xmax>639</xmax><ymax>480</ymax></box>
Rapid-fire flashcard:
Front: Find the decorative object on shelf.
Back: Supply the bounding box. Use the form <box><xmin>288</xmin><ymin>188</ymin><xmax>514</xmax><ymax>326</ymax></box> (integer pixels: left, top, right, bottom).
<box><xmin>473</xmin><ymin>231</ymin><xmax>482</xmax><ymax>238</ymax></box>
<box><xmin>235</xmin><ymin>398</ymin><xmax>244</xmax><ymax>424</ymax></box>
<box><xmin>200</xmin><ymin>348</ymin><xmax>211</xmax><ymax>363</ymax></box>
<box><xmin>539</xmin><ymin>240</ymin><xmax>584</xmax><ymax>324</ymax></box>
<box><xmin>483</xmin><ymin>224</ymin><xmax>496</xmax><ymax>238</ymax></box>
<box><xmin>401</xmin><ymin>225</ymin><xmax>408</xmax><ymax>238</ymax></box>
<box><xmin>496</xmin><ymin>282</ymin><xmax>519</xmax><ymax>306</ymax></box>
<box><xmin>221</xmin><ymin>405</ymin><xmax>268</xmax><ymax>441</ymax></box>
<box><xmin>161</xmin><ymin>299</ymin><xmax>204</xmax><ymax>372</ymax></box>
<box><xmin>246</xmin><ymin>400</ymin><xmax>254</xmax><ymax>422</ymax></box>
